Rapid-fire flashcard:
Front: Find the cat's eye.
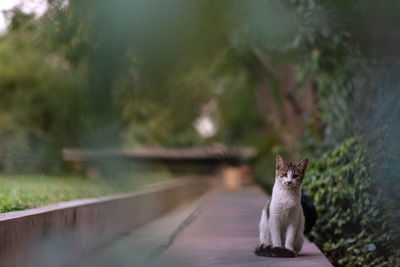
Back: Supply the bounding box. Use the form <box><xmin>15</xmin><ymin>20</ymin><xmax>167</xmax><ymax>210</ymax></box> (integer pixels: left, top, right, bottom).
<box><xmin>280</xmin><ymin>173</ymin><xmax>287</xmax><ymax>177</ymax></box>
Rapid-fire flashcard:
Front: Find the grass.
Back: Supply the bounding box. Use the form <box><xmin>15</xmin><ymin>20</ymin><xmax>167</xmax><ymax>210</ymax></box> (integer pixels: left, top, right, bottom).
<box><xmin>0</xmin><ymin>172</ymin><xmax>172</xmax><ymax>213</ymax></box>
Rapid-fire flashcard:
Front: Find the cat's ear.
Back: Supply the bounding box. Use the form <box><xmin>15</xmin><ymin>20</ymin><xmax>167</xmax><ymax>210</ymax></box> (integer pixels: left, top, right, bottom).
<box><xmin>276</xmin><ymin>154</ymin><xmax>284</xmax><ymax>170</ymax></box>
<box><xmin>296</xmin><ymin>158</ymin><xmax>308</xmax><ymax>173</ymax></box>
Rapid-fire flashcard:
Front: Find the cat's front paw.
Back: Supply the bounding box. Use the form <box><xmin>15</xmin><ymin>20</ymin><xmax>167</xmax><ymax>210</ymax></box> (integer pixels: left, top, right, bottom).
<box><xmin>254</xmin><ymin>244</ymin><xmax>273</xmax><ymax>257</ymax></box>
<box><xmin>271</xmin><ymin>247</ymin><xmax>297</xmax><ymax>258</ymax></box>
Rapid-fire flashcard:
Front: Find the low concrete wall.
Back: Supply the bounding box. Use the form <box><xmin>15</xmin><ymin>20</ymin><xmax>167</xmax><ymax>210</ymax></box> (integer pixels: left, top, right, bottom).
<box><xmin>0</xmin><ymin>178</ymin><xmax>210</xmax><ymax>267</ymax></box>
<box><xmin>62</xmin><ymin>147</ymin><xmax>257</xmax><ymax>178</ymax></box>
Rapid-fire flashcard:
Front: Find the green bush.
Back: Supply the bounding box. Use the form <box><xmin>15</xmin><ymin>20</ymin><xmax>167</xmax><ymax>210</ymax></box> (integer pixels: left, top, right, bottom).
<box><xmin>0</xmin><ymin>25</ymin><xmax>84</xmax><ymax>173</ymax></box>
<box><xmin>304</xmin><ymin>137</ymin><xmax>400</xmax><ymax>266</ymax></box>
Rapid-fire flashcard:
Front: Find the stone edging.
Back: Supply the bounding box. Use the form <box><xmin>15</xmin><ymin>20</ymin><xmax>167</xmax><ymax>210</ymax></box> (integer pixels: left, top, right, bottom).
<box><xmin>0</xmin><ymin>177</ymin><xmax>210</xmax><ymax>267</ymax></box>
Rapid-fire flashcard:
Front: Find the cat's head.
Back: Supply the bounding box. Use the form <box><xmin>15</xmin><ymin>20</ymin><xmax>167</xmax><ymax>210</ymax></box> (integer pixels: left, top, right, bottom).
<box><xmin>275</xmin><ymin>154</ymin><xmax>308</xmax><ymax>189</ymax></box>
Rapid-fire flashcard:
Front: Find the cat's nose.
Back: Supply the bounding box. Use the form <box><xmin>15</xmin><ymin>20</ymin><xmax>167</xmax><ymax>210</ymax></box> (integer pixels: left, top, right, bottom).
<box><xmin>285</xmin><ymin>181</ymin><xmax>293</xmax><ymax>186</ymax></box>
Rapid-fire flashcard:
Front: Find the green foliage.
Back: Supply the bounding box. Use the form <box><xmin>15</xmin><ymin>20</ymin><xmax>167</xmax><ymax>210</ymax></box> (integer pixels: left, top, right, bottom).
<box><xmin>287</xmin><ymin>0</ymin><xmax>358</xmax><ymax>146</ymax></box>
<box><xmin>42</xmin><ymin>0</ymin><xmax>233</xmax><ymax>149</ymax></box>
<box><xmin>206</xmin><ymin>52</ymin><xmax>279</xmax><ymax>188</ymax></box>
<box><xmin>213</xmin><ymin>62</ymin><xmax>262</xmax><ymax>145</ymax></box>
<box><xmin>252</xmin><ymin>133</ymin><xmax>283</xmax><ymax>191</ymax></box>
<box><xmin>0</xmin><ymin>14</ymin><xmax>84</xmax><ymax>172</ymax></box>
<box><xmin>284</xmin><ymin>2</ymin><xmax>400</xmax><ymax>265</ymax></box>
<box><xmin>0</xmin><ymin>2</ymin><xmax>234</xmax><ymax>172</ymax></box>
<box><xmin>114</xmin><ymin>68</ymin><xmax>213</xmax><ymax>147</ymax></box>
<box><xmin>305</xmin><ymin>138</ymin><xmax>400</xmax><ymax>266</ymax></box>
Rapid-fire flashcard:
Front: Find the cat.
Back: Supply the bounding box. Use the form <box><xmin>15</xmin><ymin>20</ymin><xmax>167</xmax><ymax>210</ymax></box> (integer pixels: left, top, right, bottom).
<box><xmin>255</xmin><ymin>154</ymin><xmax>308</xmax><ymax>258</ymax></box>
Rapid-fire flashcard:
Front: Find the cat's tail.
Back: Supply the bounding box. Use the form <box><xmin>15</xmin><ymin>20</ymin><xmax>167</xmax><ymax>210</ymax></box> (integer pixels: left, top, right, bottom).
<box><xmin>263</xmin><ymin>196</ymin><xmax>271</xmax><ymax>218</ymax></box>
<box><xmin>256</xmin><ymin>197</ymin><xmax>272</xmax><ymax>257</ymax></box>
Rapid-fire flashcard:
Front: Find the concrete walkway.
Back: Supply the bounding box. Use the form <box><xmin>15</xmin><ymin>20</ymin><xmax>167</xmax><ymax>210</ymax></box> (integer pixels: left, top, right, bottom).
<box><xmin>76</xmin><ymin>186</ymin><xmax>332</xmax><ymax>267</ymax></box>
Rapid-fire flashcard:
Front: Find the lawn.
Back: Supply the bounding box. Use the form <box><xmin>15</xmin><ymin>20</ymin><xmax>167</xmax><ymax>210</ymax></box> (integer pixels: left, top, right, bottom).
<box><xmin>0</xmin><ymin>172</ymin><xmax>172</xmax><ymax>213</ymax></box>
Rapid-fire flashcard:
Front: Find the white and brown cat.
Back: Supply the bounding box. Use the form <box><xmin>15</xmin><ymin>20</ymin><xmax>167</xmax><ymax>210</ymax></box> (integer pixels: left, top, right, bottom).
<box><xmin>255</xmin><ymin>154</ymin><xmax>308</xmax><ymax>258</ymax></box>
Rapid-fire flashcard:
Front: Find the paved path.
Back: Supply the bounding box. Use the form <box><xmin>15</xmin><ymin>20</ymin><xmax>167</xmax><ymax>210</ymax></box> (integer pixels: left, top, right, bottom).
<box><xmin>77</xmin><ymin>186</ymin><xmax>332</xmax><ymax>267</ymax></box>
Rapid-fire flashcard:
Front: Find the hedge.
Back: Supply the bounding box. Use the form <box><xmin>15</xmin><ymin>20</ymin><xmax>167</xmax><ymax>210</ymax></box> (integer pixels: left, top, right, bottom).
<box><xmin>304</xmin><ymin>137</ymin><xmax>400</xmax><ymax>266</ymax></box>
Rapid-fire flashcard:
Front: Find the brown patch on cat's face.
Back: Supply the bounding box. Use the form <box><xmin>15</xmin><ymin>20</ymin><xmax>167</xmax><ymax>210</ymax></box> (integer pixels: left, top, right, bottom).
<box><xmin>275</xmin><ymin>155</ymin><xmax>308</xmax><ymax>188</ymax></box>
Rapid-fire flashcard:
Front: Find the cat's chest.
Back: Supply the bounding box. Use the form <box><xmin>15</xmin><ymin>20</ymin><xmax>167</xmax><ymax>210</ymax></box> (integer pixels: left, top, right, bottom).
<box><xmin>271</xmin><ymin>198</ymin><xmax>298</xmax><ymax>212</ymax></box>
<box><xmin>270</xmin><ymin>188</ymin><xmax>300</xmax><ymax>215</ymax></box>
<box><xmin>270</xmin><ymin>199</ymin><xmax>299</xmax><ymax>224</ymax></box>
